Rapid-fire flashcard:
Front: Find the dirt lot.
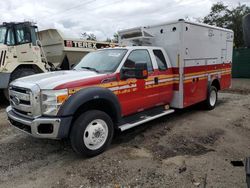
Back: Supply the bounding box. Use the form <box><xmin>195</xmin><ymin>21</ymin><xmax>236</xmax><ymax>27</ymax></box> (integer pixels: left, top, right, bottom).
<box><xmin>0</xmin><ymin>79</ymin><xmax>250</xmax><ymax>188</ymax></box>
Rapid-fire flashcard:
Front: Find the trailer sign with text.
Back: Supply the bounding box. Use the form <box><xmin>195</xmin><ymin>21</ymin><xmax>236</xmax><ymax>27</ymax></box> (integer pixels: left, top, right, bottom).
<box><xmin>64</xmin><ymin>40</ymin><xmax>117</xmax><ymax>49</ymax></box>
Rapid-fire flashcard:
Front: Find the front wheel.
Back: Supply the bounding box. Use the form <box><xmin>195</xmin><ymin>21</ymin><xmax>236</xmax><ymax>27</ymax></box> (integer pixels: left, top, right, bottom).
<box><xmin>70</xmin><ymin>110</ymin><xmax>114</xmax><ymax>157</ymax></box>
<box><xmin>204</xmin><ymin>86</ymin><xmax>218</xmax><ymax>110</ymax></box>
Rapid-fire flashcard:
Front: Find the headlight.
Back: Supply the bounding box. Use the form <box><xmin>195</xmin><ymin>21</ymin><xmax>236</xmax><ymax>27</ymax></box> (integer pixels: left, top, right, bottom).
<box><xmin>41</xmin><ymin>89</ymin><xmax>69</xmax><ymax>116</ymax></box>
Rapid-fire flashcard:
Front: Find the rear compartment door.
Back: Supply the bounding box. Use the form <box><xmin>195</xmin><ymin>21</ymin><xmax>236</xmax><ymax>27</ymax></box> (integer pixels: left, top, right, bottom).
<box><xmin>183</xmin><ymin>59</ymin><xmax>207</xmax><ymax>107</ymax></box>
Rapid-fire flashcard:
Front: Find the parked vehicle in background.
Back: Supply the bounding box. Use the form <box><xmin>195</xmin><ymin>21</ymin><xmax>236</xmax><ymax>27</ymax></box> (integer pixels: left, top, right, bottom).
<box><xmin>6</xmin><ymin>20</ymin><xmax>233</xmax><ymax>157</ymax></box>
<box><xmin>0</xmin><ymin>22</ymin><xmax>47</xmax><ymax>99</ymax></box>
<box><xmin>0</xmin><ymin>22</ymin><xmax>116</xmax><ymax>99</ymax></box>
<box><xmin>38</xmin><ymin>29</ymin><xmax>117</xmax><ymax>69</ymax></box>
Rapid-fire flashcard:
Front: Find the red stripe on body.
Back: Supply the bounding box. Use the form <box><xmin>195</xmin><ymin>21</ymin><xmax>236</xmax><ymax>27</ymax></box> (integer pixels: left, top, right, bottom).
<box><xmin>183</xmin><ymin>63</ymin><xmax>231</xmax><ymax>108</ymax></box>
<box><xmin>54</xmin><ymin>74</ymin><xmax>113</xmax><ymax>90</ymax></box>
<box><xmin>184</xmin><ymin>63</ymin><xmax>231</xmax><ymax>74</ymax></box>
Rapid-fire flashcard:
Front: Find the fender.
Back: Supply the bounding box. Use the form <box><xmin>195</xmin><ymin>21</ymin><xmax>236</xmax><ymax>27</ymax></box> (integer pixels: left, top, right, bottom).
<box><xmin>57</xmin><ymin>86</ymin><xmax>122</xmax><ymax>121</ymax></box>
<box><xmin>208</xmin><ymin>77</ymin><xmax>221</xmax><ymax>91</ymax></box>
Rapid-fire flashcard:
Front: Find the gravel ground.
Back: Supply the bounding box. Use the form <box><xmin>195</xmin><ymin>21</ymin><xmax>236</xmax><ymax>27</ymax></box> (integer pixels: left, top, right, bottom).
<box><xmin>0</xmin><ymin>79</ymin><xmax>250</xmax><ymax>188</ymax></box>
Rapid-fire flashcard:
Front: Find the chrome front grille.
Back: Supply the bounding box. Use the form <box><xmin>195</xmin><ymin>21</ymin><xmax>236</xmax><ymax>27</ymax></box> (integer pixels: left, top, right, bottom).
<box><xmin>9</xmin><ymin>81</ymin><xmax>42</xmax><ymax>118</ymax></box>
<box><xmin>9</xmin><ymin>86</ymin><xmax>33</xmax><ymax>117</ymax></box>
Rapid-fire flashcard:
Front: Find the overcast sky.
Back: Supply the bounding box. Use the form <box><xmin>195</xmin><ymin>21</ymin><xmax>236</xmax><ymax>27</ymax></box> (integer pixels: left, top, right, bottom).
<box><xmin>0</xmin><ymin>0</ymin><xmax>249</xmax><ymax>40</ymax></box>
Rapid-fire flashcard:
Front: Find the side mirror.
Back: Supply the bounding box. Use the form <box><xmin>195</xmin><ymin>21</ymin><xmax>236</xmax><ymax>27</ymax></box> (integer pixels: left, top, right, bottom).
<box><xmin>120</xmin><ymin>62</ymin><xmax>148</xmax><ymax>80</ymax></box>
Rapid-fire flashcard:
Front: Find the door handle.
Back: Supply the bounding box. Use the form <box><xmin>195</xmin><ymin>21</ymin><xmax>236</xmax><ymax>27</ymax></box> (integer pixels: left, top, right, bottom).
<box><xmin>154</xmin><ymin>77</ymin><xmax>159</xmax><ymax>85</ymax></box>
<box><xmin>192</xmin><ymin>78</ymin><xmax>199</xmax><ymax>83</ymax></box>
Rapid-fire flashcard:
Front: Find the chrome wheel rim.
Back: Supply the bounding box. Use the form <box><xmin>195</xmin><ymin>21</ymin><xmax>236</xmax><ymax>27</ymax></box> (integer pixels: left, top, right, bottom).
<box><xmin>210</xmin><ymin>90</ymin><xmax>217</xmax><ymax>106</ymax></box>
<box><xmin>83</xmin><ymin>119</ymin><xmax>108</xmax><ymax>150</ymax></box>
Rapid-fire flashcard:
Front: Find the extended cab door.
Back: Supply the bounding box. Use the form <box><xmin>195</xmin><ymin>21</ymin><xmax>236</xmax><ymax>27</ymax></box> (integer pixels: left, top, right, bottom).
<box><xmin>150</xmin><ymin>49</ymin><xmax>174</xmax><ymax>105</ymax></box>
<box><xmin>118</xmin><ymin>49</ymin><xmax>161</xmax><ymax>116</ymax></box>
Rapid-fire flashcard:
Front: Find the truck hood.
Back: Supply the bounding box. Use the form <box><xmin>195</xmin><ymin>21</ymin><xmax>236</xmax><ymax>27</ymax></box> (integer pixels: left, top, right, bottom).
<box><xmin>12</xmin><ymin>70</ymin><xmax>105</xmax><ymax>90</ymax></box>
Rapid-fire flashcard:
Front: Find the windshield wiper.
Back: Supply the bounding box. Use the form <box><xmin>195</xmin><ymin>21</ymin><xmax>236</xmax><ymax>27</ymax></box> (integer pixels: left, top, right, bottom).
<box><xmin>81</xmin><ymin>66</ymin><xmax>99</xmax><ymax>73</ymax></box>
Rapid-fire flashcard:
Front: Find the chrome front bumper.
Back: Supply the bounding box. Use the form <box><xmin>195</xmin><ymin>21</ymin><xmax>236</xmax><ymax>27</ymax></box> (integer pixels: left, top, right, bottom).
<box><xmin>6</xmin><ymin>106</ymin><xmax>61</xmax><ymax>139</ymax></box>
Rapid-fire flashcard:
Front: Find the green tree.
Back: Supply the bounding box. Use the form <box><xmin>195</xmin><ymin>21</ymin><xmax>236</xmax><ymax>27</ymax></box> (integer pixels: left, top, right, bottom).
<box><xmin>203</xmin><ymin>2</ymin><xmax>229</xmax><ymax>27</ymax></box>
<box><xmin>105</xmin><ymin>37</ymin><xmax>112</xmax><ymax>42</ymax></box>
<box><xmin>203</xmin><ymin>2</ymin><xmax>250</xmax><ymax>47</ymax></box>
<box><xmin>227</xmin><ymin>4</ymin><xmax>250</xmax><ymax>48</ymax></box>
<box><xmin>86</xmin><ymin>33</ymin><xmax>97</xmax><ymax>41</ymax></box>
<box><xmin>112</xmin><ymin>33</ymin><xmax>119</xmax><ymax>43</ymax></box>
<box><xmin>81</xmin><ymin>32</ymin><xmax>97</xmax><ymax>41</ymax></box>
<box><xmin>105</xmin><ymin>33</ymin><xmax>119</xmax><ymax>43</ymax></box>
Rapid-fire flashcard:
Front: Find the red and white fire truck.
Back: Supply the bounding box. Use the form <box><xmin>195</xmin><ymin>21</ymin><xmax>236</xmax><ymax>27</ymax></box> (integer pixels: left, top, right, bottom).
<box><xmin>6</xmin><ymin>20</ymin><xmax>233</xmax><ymax>156</ymax></box>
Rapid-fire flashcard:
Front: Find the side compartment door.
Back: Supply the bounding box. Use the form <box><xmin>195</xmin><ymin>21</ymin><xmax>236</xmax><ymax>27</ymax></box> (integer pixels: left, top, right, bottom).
<box><xmin>183</xmin><ymin>59</ymin><xmax>207</xmax><ymax>107</ymax></box>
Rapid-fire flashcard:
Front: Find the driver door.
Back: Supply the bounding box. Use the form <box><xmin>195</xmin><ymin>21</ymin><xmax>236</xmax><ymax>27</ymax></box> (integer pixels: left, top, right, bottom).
<box><xmin>118</xmin><ymin>49</ymin><xmax>159</xmax><ymax>116</ymax></box>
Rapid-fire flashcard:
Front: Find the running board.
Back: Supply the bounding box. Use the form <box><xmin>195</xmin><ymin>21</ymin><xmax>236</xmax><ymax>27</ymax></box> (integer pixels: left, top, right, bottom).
<box><xmin>119</xmin><ymin>109</ymin><xmax>175</xmax><ymax>131</ymax></box>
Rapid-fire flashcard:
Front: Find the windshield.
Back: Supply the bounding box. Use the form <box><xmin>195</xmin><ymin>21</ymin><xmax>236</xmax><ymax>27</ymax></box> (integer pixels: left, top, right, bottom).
<box><xmin>74</xmin><ymin>49</ymin><xmax>127</xmax><ymax>73</ymax></box>
<box><xmin>0</xmin><ymin>27</ymin><xmax>7</xmax><ymax>43</ymax></box>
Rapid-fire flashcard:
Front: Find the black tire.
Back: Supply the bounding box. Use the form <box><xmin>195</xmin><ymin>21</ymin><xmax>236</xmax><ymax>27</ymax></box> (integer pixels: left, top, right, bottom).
<box><xmin>3</xmin><ymin>68</ymin><xmax>37</xmax><ymax>101</ymax></box>
<box><xmin>204</xmin><ymin>86</ymin><xmax>218</xmax><ymax>110</ymax></box>
<box><xmin>3</xmin><ymin>89</ymin><xmax>9</xmax><ymax>101</ymax></box>
<box><xmin>0</xmin><ymin>90</ymin><xmax>8</xmax><ymax>104</ymax></box>
<box><xmin>10</xmin><ymin>68</ymin><xmax>37</xmax><ymax>82</ymax></box>
<box><xmin>70</xmin><ymin>110</ymin><xmax>114</xmax><ymax>157</ymax></box>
